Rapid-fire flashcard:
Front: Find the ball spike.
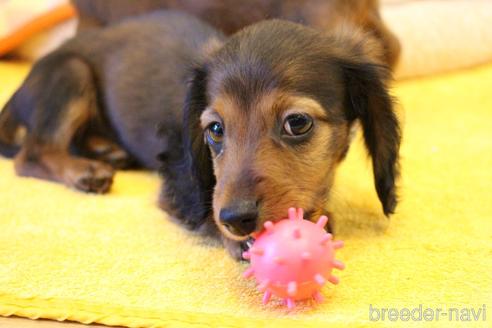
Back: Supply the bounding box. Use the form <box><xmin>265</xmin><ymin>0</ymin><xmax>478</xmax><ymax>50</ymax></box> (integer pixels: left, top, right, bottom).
<box><xmin>263</xmin><ymin>221</ymin><xmax>274</xmax><ymax>232</ymax></box>
<box><xmin>243</xmin><ymin>267</ymin><xmax>254</xmax><ymax>279</ymax></box>
<box><xmin>332</xmin><ymin>259</ymin><xmax>345</xmax><ymax>270</ymax></box>
<box><xmin>262</xmin><ymin>290</ymin><xmax>272</xmax><ymax>305</ymax></box>
<box><xmin>333</xmin><ymin>240</ymin><xmax>344</xmax><ymax>249</ymax></box>
<box><xmin>258</xmin><ymin>279</ymin><xmax>270</xmax><ymax>292</ymax></box>
<box><xmin>287</xmin><ymin>281</ymin><xmax>298</xmax><ymax>296</ymax></box>
<box><xmin>327</xmin><ymin>275</ymin><xmax>340</xmax><ymax>285</ymax></box>
<box><xmin>320</xmin><ymin>233</ymin><xmax>332</xmax><ymax>245</ymax></box>
<box><xmin>286</xmin><ymin>298</ymin><xmax>296</xmax><ymax>309</ymax></box>
<box><xmin>250</xmin><ymin>247</ymin><xmax>264</xmax><ymax>256</ymax></box>
<box><xmin>313</xmin><ymin>291</ymin><xmax>324</xmax><ymax>303</ymax></box>
<box><xmin>296</xmin><ymin>208</ymin><xmax>304</xmax><ymax>220</ymax></box>
<box><xmin>288</xmin><ymin>207</ymin><xmax>297</xmax><ymax>220</ymax></box>
<box><xmin>316</xmin><ymin>215</ymin><xmax>328</xmax><ymax>228</ymax></box>
<box><xmin>292</xmin><ymin>228</ymin><xmax>301</xmax><ymax>239</ymax></box>
<box><xmin>242</xmin><ymin>251</ymin><xmax>250</xmax><ymax>260</ymax></box>
<box><xmin>301</xmin><ymin>251</ymin><xmax>311</xmax><ymax>261</ymax></box>
<box><xmin>314</xmin><ymin>273</ymin><xmax>326</xmax><ymax>286</ymax></box>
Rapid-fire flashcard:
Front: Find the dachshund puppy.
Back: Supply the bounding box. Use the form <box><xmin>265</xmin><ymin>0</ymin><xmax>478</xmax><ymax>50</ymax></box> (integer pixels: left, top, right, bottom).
<box><xmin>159</xmin><ymin>20</ymin><xmax>401</xmax><ymax>258</ymax></box>
<box><xmin>72</xmin><ymin>0</ymin><xmax>400</xmax><ymax>69</ymax></box>
<box><xmin>0</xmin><ymin>11</ymin><xmax>400</xmax><ymax>260</ymax></box>
<box><xmin>0</xmin><ymin>11</ymin><xmax>224</xmax><ymax>192</ymax></box>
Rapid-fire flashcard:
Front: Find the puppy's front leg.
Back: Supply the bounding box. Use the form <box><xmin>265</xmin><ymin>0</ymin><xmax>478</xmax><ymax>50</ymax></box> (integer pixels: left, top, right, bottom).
<box><xmin>8</xmin><ymin>53</ymin><xmax>116</xmax><ymax>193</ymax></box>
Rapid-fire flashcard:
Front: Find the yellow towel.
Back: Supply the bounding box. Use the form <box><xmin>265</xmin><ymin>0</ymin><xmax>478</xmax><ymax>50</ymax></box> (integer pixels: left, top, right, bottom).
<box><xmin>0</xmin><ymin>61</ymin><xmax>491</xmax><ymax>327</ymax></box>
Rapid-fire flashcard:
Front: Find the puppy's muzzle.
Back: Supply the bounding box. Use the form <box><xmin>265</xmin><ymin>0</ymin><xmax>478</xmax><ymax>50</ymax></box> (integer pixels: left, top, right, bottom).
<box><xmin>219</xmin><ymin>199</ymin><xmax>258</xmax><ymax>236</ymax></box>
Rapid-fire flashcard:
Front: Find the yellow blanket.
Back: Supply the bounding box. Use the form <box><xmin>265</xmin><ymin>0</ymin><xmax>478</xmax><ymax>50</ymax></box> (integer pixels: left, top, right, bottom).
<box><xmin>0</xmin><ymin>61</ymin><xmax>491</xmax><ymax>327</ymax></box>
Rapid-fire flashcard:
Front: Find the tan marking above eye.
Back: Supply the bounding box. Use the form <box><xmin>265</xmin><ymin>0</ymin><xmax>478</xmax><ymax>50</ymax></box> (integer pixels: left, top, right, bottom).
<box><xmin>280</xmin><ymin>97</ymin><xmax>327</xmax><ymax>121</ymax></box>
<box><xmin>200</xmin><ymin>107</ymin><xmax>222</xmax><ymax>130</ymax></box>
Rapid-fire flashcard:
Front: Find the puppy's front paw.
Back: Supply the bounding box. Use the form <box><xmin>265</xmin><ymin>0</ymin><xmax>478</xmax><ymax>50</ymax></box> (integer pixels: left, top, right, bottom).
<box><xmin>67</xmin><ymin>159</ymin><xmax>114</xmax><ymax>194</ymax></box>
<box><xmin>222</xmin><ymin>237</ymin><xmax>250</xmax><ymax>261</ymax></box>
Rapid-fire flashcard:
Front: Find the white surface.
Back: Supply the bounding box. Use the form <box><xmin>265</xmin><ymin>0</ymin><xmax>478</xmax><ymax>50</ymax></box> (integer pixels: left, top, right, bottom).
<box><xmin>382</xmin><ymin>0</ymin><xmax>492</xmax><ymax>78</ymax></box>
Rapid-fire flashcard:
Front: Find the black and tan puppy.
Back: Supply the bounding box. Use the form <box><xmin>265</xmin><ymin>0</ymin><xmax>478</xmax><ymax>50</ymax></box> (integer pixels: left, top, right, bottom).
<box><xmin>159</xmin><ymin>21</ymin><xmax>401</xmax><ymax>258</ymax></box>
<box><xmin>0</xmin><ymin>13</ymin><xmax>400</xmax><ymax>259</ymax></box>
<box><xmin>0</xmin><ymin>11</ymin><xmax>224</xmax><ymax>193</ymax></box>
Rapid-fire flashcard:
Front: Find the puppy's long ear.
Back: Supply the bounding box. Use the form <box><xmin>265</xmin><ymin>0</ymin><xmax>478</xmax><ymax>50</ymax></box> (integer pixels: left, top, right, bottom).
<box><xmin>183</xmin><ymin>66</ymin><xmax>216</xmax><ymax>197</ymax></box>
<box><xmin>341</xmin><ymin>61</ymin><xmax>401</xmax><ymax>216</ymax></box>
<box><xmin>159</xmin><ymin>66</ymin><xmax>215</xmax><ymax>229</ymax></box>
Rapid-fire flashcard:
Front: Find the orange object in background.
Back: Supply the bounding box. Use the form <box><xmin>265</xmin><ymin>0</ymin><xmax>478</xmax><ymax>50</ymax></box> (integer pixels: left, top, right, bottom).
<box><xmin>0</xmin><ymin>2</ymin><xmax>76</xmax><ymax>57</ymax></box>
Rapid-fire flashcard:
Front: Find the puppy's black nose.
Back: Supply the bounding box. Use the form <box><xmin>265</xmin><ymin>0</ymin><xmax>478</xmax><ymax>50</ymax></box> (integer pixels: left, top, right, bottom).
<box><xmin>219</xmin><ymin>200</ymin><xmax>258</xmax><ymax>236</ymax></box>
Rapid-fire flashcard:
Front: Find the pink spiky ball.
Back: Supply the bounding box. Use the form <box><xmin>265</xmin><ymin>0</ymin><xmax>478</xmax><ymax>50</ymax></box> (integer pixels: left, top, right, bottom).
<box><xmin>242</xmin><ymin>208</ymin><xmax>344</xmax><ymax>309</ymax></box>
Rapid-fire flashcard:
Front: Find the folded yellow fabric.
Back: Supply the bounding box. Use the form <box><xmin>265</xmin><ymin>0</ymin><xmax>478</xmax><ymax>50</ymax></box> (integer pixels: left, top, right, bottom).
<box><xmin>0</xmin><ymin>61</ymin><xmax>491</xmax><ymax>327</ymax></box>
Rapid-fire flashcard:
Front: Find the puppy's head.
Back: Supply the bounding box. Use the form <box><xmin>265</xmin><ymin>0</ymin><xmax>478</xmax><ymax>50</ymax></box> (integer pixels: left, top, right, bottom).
<box><xmin>181</xmin><ymin>20</ymin><xmax>400</xmax><ymax>240</ymax></box>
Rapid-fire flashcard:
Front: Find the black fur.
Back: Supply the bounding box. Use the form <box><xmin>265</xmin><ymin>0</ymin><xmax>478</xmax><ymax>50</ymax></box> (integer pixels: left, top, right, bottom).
<box><xmin>158</xmin><ymin>67</ymin><xmax>216</xmax><ymax>229</ymax></box>
<box><xmin>0</xmin><ymin>98</ymin><xmax>21</xmax><ymax>157</ymax></box>
<box><xmin>23</xmin><ymin>53</ymin><xmax>97</xmax><ymax>151</ymax></box>
<box><xmin>341</xmin><ymin>61</ymin><xmax>400</xmax><ymax>215</ymax></box>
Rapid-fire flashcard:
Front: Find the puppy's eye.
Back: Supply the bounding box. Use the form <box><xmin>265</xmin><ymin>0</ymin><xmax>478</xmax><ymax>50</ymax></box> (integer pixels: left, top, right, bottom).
<box><xmin>207</xmin><ymin>122</ymin><xmax>224</xmax><ymax>142</ymax></box>
<box><xmin>283</xmin><ymin>113</ymin><xmax>313</xmax><ymax>136</ymax></box>
<box><xmin>206</xmin><ymin>121</ymin><xmax>224</xmax><ymax>146</ymax></box>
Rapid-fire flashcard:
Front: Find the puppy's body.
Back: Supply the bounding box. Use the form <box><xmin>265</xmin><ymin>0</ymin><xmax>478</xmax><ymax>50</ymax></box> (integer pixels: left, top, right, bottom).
<box><xmin>60</xmin><ymin>11</ymin><xmax>223</xmax><ymax>168</ymax></box>
<box><xmin>0</xmin><ymin>11</ymin><xmax>224</xmax><ymax>191</ymax></box>
<box><xmin>1</xmin><ymin>11</ymin><xmax>401</xmax><ymax>259</ymax></box>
